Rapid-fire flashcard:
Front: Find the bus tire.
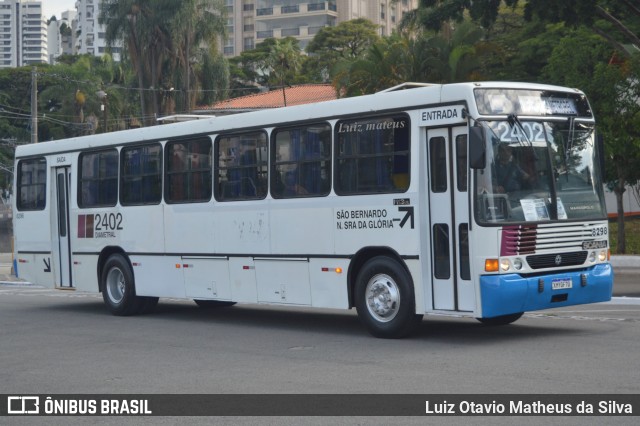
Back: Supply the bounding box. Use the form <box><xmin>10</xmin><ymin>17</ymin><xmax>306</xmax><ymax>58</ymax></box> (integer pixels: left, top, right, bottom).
<box><xmin>194</xmin><ymin>300</ymin><xmax>237</xmax><ymax>308</ymax></box>
<box><xmin>477</xmin><ymin>312</ymin><xmax>523</xmax><ymax>326</ymax></box>
<box><xmin>355</xmin><ymin>256</ymin><xmax>422</xmax><ymax>338</ymax></box>
<box><xmin>101</xmin><ymin>254</ymin><xmax>143</xmax><ymax>316</ymax></box>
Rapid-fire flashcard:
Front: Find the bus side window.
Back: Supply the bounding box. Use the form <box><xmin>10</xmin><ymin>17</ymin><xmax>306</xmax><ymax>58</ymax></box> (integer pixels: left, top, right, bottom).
<box><xmin>78</xmin><ymin>149</ymin><xmax>118</xmax><ymax>208</ymax></box>
<box><xmin>271</xmin><ymin>123</ymin><xmax>331</xmax><ymax>199</ymax></box>
<box><xmin>16</xmin><ymin>157</ymin><xmax>47</xmax><ymax>211</ymax></box>
<box><xmin>215</xmin><ymin>131</ymin><xmax>268</xmax><ymax>201</ymax></box>
<box><xmin>335</xmin><ymin>114</ymin><xmax>410</xmax><ymax>195</ymax></box>
<box><xmin>121</xmin><ymin>144</ymin><xmax>162</xmax><ymax>205</ymax></box>
<box><xmin>165</xmin><ymin>138</ymin><xmax>212</xmax><ymax>204</ymax></box>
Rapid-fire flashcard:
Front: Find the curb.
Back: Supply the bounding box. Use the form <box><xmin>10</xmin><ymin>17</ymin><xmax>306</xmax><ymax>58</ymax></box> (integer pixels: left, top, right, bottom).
<box><xmin>610</xmin><ymin>255</ymin><xmax>640</xmax><ymax>271</ymax></box>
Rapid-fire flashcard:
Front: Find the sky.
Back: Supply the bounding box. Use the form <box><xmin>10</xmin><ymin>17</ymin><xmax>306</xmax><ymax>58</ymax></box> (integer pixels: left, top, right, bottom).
<box><xmin>42</xmin><ymin>0</ymin><xmax>78</xmax><ymax>20</ymax></box>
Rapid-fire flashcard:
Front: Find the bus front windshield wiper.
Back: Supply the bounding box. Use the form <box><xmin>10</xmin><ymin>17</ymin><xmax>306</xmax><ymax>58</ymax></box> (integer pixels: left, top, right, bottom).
<box><xmin>507</xmin><ymin>113</ymin><xmax>533</xmax><ymax>147</ymax></box>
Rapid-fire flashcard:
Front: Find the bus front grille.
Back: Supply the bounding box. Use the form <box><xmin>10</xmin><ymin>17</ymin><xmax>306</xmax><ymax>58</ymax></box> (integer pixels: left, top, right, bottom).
<box><xmin>526</xmin><ymin>251</ymin><xmax>588</xmax><ymax>269</ymax></box>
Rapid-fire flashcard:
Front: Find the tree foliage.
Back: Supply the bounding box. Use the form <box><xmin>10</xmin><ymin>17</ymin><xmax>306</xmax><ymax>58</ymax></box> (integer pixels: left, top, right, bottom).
<box><xmin>228</xmin><ymin>37</ymin><xmax>307</xmax><ymax>96</ymax></box>
<box><xmin>415</xmin><ymin>0</ymin><xmax>640</xmax><ymax>56</ymax></box>
<box><xmin>99</xmin><ymin>0</ymin><xmax>228</xmax><ymax>124</ymax></box>
<box><xmin>0</xmin><ymin>55</ymin><xmax>126</xmax><ymax>144</ymax></box>
<box><xmin>305</xmin><ymin>19</ymin><xmax>381</xmax><ymax>81</ymax></box>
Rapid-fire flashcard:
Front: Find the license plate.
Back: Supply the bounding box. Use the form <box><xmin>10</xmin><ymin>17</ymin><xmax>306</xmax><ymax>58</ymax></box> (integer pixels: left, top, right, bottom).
<box><xmin>552</xmin><ymin>278</ymin><xmax>572</xmax><ymax>290</ymax></box>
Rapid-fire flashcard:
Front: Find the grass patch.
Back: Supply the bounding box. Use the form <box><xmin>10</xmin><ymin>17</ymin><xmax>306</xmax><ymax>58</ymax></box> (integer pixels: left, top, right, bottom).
<box><xmin>609</xmin><ymin>216</ymin><xmax>640</xmax><ymax>255</ymax></box>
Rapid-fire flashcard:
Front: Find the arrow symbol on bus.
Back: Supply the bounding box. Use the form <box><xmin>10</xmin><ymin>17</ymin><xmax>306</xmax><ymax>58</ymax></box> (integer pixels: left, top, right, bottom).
<box><xmin>398</xmin><ymin>206</ymin><xmax>414</xmax><ymax>229</ymax></box>
<box><xmin>43</xmin><ymin>257</ymin><xmax>51</xmax><ymax>273</ymax></box>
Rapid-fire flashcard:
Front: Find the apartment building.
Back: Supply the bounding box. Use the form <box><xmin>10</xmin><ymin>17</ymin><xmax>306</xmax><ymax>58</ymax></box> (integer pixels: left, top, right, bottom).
<box><xmin>223</xmin><ymin>0</ymin><xmax>417</xmax><ymax>57</ymax></box>
<box><xmin>0</xmin><ymin>0</ymin><xmax>47</xmax><ymax>68</ymax></box>
<box><xmin>75</xmin><ymin>0</ymin><xmax>118</xmax><ymax>59</ymax></box>
<box><xmin>47</xmin><ymin>10</ymin><xmax>75</xmax><ymax>63</ymax></box>
<box><xmin>0</xmin><ymin>1</ymin><xmax>414</xmax><ymax>67</ymax></box>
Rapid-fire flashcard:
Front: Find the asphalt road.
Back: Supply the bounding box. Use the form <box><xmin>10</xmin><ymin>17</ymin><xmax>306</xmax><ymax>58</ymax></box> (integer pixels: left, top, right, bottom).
<box><xmin>1</xmin><ymin>285</ymin><xmax>639</xmax><ymax>425</ymax></box>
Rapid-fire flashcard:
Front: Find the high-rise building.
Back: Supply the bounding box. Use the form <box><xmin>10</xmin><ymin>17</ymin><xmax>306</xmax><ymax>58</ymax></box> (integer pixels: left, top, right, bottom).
<box><xmin>223</xmin><ymin>0</ymin><xmax>417</xmax><ymax>57</ymax></box>
<box><xmin>47</xmin><ymin>10</ymin><xmax>76</xmax><ymax>63</ymax></box>
<box><xmin>9</xmin><ymin>1</ymin><xmax>414</xmax><ymax>66</ymax></box>
<box><xmin>0</xmin><ymin>0</ymin><xmax>48</xmax><ymax>68</ymax></box>
<box><xmin>75</xmin><ymin>0</ymin><xmax>119</xmax><ymax>59</ymax></box>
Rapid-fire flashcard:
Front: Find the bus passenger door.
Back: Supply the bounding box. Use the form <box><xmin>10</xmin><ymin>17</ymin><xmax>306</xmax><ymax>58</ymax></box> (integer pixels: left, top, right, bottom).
<box><xmin>426</xmin><ymin>127</ymin><xmax>473</xmax><ymax>311</ymax></box>
<box><xmin>53</xmin><ymin>167</ymin><xmax>73</xmax><ymax>288</ymax></box>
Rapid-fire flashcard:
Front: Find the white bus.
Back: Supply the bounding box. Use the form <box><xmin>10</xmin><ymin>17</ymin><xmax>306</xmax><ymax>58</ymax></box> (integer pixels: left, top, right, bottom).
<box><xmin>13</xmin><ymin>82</ymin><xmax>613</xmax><ymax>338</ymax></box>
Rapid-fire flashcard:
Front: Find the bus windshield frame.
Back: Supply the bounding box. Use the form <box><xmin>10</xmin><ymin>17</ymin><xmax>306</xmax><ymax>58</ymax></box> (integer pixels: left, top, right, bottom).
<box><xmin>473</xmin><ymin>117</ymin><xmax>608</xmax><ymax>225</ymax></box>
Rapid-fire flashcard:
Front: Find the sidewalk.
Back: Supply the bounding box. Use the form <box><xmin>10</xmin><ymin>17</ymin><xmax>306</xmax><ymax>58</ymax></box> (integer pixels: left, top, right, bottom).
<box><xmin>609</xmin><ymin>255</ymin><xmax>640</xmax><ymax>272</ymax></box>
<box><xmin>0</xmin><ymin>252</ymin><xmax>23</xmax><ymax>284</ymax></box>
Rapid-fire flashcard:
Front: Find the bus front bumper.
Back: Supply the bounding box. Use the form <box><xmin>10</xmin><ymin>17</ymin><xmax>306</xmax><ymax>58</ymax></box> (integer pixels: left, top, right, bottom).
<box><xmin>479</xmin><ymin>263</ymin><xmax>613</xmax><ymax>318</ymax></box>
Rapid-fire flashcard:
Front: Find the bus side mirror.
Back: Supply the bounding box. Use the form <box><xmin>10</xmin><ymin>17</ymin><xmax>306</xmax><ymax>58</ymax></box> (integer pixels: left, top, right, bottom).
<box><xmin>469</xmin><ymin>126</ymin><xmax>486</xmax><ymax>169</ymax></box>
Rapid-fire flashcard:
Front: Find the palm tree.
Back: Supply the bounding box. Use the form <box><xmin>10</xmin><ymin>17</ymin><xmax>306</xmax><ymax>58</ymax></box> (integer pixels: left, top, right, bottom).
<box><xmin>100</xmin><ymin>0</ymin><xmax>150</xmax><ymax>124</ymax></box>
<box><xmin>100</xmin><ymin>1</ymin><xmax>227</xmax><ymax>121</ymax></box>
<box><xmin>265</xmin><ymin>38</ymin><xmax>302</xmax><ymax>105</ymax></box>
<box><xmin>170</xmin><ymin>0</ymin><xmax>227</xmax><ymax>112</ymax></box>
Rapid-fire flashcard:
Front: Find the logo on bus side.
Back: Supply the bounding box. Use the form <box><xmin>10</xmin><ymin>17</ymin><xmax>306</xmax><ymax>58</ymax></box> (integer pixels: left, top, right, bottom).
<box><xmin>77</xmin><ymin>213</ymin><xmax>123</xmax><ymax>239</ymax></box>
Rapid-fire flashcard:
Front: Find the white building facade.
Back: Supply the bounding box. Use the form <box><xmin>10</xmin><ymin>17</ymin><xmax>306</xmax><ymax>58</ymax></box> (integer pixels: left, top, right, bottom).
<box><xmin>47</xmin><ymin>10</ymin><xmax>76</xmax><ymax>63</ymax></box>
<box><xmin>0</xmin><ymin>0</ymin><xmax>48</xmax><ymax>68</ymax></box>
<box><xmin>223</xmin><ymin>0</ymin><xmax>417</xmax><ymax>57</ymax></box>
<box><xmin>75</xmin><ymin>0</ymin><xmax>117</xmax><ymax>58</ymax></box>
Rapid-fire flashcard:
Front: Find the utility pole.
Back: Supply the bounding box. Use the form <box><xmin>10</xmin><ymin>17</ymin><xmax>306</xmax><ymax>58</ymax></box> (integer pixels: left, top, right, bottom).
<box><xmin>31</xmin><ymin>67</ymin><xmax>38</xmax><ymax>143</ymax></box>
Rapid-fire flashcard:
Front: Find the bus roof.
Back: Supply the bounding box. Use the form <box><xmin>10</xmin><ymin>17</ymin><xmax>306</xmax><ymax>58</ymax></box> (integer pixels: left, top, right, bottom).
<box><xmin>15</xmin><ymin>81</ymin><xmax>584</xmax><ymax>159</ymax></box>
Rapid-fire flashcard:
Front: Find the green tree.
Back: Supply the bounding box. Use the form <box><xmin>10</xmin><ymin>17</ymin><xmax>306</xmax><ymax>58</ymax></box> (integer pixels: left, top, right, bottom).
<box><xmin>265</xmin><ymin>38</ymin><xmax>303</xmax><ymax>105</ymax></box>
<box><xmin>170</xmin><ymin>0</ymin><xmax>227</xmax><ymax>112</ymax></box>
<box><xmin>306</xmin><ymin>18</ymin><xmax>381</xmax><ymax>82</ymax></box>
<box><xmin>334</xmin><ymin>21</ymin><xmax>487</xmax><ymax>96</ymax></box>
<box><xmin>540</xmin><ymin>30</ymin><xmax>640</xmax><ymax>252</ymax></box>
<box><xmin>199</xmin><ymin>49</ymin><xmax>230</xmax><ymax>106</ymax></box>
<box><xmin>0</xmin><ymin>55</ymin><xmax>128</xmax><ymax>143</ymax></box>
<box><xmin>228</xmin><ymin>37</ymin><xmax>306</xmax><ymax>96</ymax></box>
<box><xmin>100</xmin><ymin>1</ymin><xmax>227</xmax><ymax>122</ymax></box>
<box><xmin>100</xmin><ymin>0</ymin><xmax>155</xmax><ymax>125</ymax></box>
<box><xmin>412</xmin><ymin>1</ymin><xmax>640</xmax><ymax>57</ymax></box>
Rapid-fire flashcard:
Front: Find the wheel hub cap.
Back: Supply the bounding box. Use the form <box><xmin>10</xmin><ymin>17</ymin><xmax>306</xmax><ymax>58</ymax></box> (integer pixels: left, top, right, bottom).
<box><xmin>365</xmin><ymin>274</ymin><xmax>400</xmax><ymax>322</ymax></box>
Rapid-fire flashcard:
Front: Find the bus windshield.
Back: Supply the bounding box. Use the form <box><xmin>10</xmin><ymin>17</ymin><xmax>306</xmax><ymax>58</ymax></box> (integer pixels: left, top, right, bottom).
<box><xmin>474</xmin><ymin>119</ymin><xmax>607</xmax><ymax>224</ymax></box>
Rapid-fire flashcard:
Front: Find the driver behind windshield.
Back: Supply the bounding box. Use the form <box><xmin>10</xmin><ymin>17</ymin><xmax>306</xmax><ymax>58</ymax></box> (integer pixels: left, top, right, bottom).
<box><xmin>494</xmin><ymin>144</ymin><xmax>532</xmax><ymax>193</ymax></box>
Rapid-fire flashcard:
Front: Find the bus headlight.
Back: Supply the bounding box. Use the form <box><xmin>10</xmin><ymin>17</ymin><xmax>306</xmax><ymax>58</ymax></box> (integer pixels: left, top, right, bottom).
<box><xmin>589</xmin><ymin>251</ymin><xmax>596</xmax><ymax>263</ymax></box>
<box><xmin>500</xmin><ymin>259</ymin><xmax>511</xmax><ymax>272</ymax></box>
<box><xmin>598</xmin><ymin>250</ymin><xmax>607</xmax><ymax>262</ymax></box>
<box><xmin>513</xmin><ymin>258</ymin><xmax>523</xmax><ymax>271</ymax></box>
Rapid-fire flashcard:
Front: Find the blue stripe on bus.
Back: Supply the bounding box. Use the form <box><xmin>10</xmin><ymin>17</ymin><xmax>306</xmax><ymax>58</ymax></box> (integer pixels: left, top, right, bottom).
<box><xmin>479</xmin><ymin>263</ymin><xmax>613</xmax><ymax>318</ymax></box>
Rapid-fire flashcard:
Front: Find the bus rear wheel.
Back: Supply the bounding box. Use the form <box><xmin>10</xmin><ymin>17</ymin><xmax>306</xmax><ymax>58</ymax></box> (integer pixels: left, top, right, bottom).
<box><xmin>101</xmin><ymin>254</ymin><xmax>144</xmax><ymax>316</ymax></box>
<box><xmin>354</xmin><ymin>256</ymin><xmax>422</xmax><ymax>338</ymax></box>
<box><xmin>477</xmin><ymin>312</ymin><xmax>523</xmax><ymax>326</ymax></box>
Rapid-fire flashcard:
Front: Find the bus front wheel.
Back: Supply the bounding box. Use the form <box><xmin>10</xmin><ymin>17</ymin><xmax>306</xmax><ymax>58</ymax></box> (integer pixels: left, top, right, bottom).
<box><xmin>101</xmin><ymin>254</ymin><xmax>144</xmax><ymax>316</ymax></box>
<box><xmin>355</xmin><ymin>256</ymin><xmax>422</xmax><ymax>338</ymax></box>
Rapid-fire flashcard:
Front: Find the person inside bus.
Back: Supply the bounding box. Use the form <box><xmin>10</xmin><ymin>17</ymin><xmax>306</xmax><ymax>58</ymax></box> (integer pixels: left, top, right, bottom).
<box><xmin>282</xmin><ymin>169</ymin><xmax>308</xmax><ymax>196</ymax></box>
<box><xmin>493</xmin><ymin>143</ymin><xmax>532</xmax><ymax>193</ymax></box>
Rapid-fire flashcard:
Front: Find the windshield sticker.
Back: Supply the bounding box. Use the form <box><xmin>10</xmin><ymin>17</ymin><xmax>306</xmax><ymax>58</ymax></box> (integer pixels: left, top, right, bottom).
<box><xmin>520</xmin><ymin>199</ymin><xmax>549</xmax><ymax>221</ymax></box>
<box><xmin>555</xmin><ymin>198</ymin><xmax>568</xmax><ymax>220</ymax></box>
<box><xmin>520</xmin><ymin>198</ymin><xmax>567</xmax><ymax>221</ymax></box>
